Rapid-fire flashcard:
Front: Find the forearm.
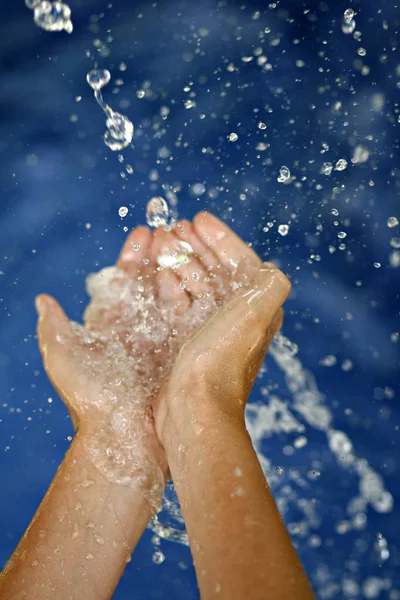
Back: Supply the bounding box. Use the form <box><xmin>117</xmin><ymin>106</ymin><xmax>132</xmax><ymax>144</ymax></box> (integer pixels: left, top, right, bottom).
<box><xmin>0</xmin><ymin>430</ymin><xmax>159</xmax><ymax>600</ymax></box>
<box><xmin>164</xmin><ymin>394</ymin><xmax>315</xmax><ymax>600</ymax></box>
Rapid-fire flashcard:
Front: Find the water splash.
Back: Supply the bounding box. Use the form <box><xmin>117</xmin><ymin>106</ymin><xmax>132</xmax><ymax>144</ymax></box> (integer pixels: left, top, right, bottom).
<box><xmin>86</xmin><ymin>69</ymin><xmax>134</xmax><ymax>151</ymax></box>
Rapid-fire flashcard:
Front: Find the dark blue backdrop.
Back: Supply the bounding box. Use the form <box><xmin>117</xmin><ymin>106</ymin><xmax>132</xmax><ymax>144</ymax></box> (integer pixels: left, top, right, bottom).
<box><xmin>0</xmin><ymin>0</ymin><xmax>399</xmax><ymax>598</ymax></box>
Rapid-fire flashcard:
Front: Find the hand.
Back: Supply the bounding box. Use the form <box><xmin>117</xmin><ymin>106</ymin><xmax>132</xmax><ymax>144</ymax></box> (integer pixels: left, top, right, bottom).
<box><xmin>35</xmin><ymin>226</ymin><xmax>172</xmax><ymax>500</ymax></box>
<box><xmin>149</xmin><ymin>213</ymin><xmax>291</xmax><ymax>445</ymax></box>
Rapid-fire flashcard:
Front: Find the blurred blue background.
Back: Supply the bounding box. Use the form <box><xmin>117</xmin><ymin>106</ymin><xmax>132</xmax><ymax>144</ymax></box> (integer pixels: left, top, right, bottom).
<box><xmin>0</xmin><ymin>0</ymin><xmax>399</xmax><ymax>598</ymax></box>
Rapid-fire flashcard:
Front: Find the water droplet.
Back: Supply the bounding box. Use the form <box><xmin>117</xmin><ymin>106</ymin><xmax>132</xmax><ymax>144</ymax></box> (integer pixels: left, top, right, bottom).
<box><xmin>321</xmin><ymin>162</ymin><xmax>333</xmax><ymax>175</ymax></box>
<box><xmin>86</xmin><ymin>69</ymin><xmax>111</xmax><ymax>91</ymax></box>
<box><xmin>104</xmin><ymin>111</ymin><xmax>134</xmax><ymax>151</ymax></box>
<box><xmin>277</xmin><ymin>165</ymin><xmax>291</xmax><ymax>182</ymax></box>
<box><xmin>342</xmin><ymin>19</ymin><xmax>356</xmax><ymax>34</ymax></box>
<box><xmin>25</xmin><ymin>0</ymin><xmax>41</xmax><ymax>8</ymax></box>
<box><xmin>146</xmin><ymin>197</ymin><xmax>169</xmax><ymax>228</ymax></box>
<box><xmin>32</xmin><ymin>1</ymin><xmax>73</xmax><ymax>33</ymax></box>
<box><xmin>278</xmin><ymin>224</ymin><xmax>289</xmax><ymax>236</ymax></box>
<box><xmin>152</xmin><ymin>550</ymin><xmax>165</xmax><ymax>565</ymax></box>
<box><xmin>294</xmin><ymin>436</ymin><xmax>308</xmax><ymax>449</ymax></box>
<box><xmin>352</xmin><ymin>145</ymin><xmax>369</xmax><ymax>164</ymax></box>
<box><xmin>229</xmin><ymin>132</ymin><xmax>238</xmax><ymax>142</ymax></box>
<box><xmin>329</xmin><ymin>431</ymin><xmax>353</xmax><ymax>455</ymax></box>
<box><xmin>95</xmin><ymin>534</ymin><xmax>105</xmax><ymax>545</ymax></box>
<box><xmin>118</xmin><ymin>206</ymin><xmax>128</xmax><ymax>218</ymax></box>
<box><xmin>72</xmin><ymin>523</ymin><xmax>79</xmax><ymax>539</ymax></box>
<box><xmin>335</xmin><ymin>158</ymin><xmax>348</xmax><ymax>171</ymax></box>
<box><xmin>343</xmin><ymin>8</ymin><xmax>355</xmax><ymax>23</ymax></box>
<box><xmin>86</xmin><ymin>552</ymin><xmax>95</xmax><ymax>560</ymax></box>
<box><xmin>387</xmin><ymin>216</ymin><xmax>399</xmax><ymax>228</ymax></box>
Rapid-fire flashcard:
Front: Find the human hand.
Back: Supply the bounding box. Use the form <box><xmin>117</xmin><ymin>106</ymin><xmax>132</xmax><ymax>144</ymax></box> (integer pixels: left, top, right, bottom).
<box><xmin>35</xmin><ymin>226</ymin><xmax>171</xmax><ymax>501</ymax></box>
<box><xmin>149</xmin><ymin>212</ymin><xmax>291</xmax><ymax>445</ymax></box>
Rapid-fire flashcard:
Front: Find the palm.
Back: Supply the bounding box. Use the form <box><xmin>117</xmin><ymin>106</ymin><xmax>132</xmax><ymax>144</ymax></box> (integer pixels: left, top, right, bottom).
<box><xmin>36</xmin><ymin>213</ymin><xmax>262</xmax><ymax>483</ymax></box>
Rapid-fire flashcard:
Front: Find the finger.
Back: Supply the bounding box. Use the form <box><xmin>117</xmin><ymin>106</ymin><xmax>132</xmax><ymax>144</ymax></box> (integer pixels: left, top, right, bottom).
<box><xmin>36</xmin><ymin>294</ymin><xmax>74</xmax><ymax>366</ymax></box>
<box><xmin>193</xmin><ymin>212</ymin><xmax>261</xmax><ymax>281</ymax></box>
<box><xmin>35</xmin><ymin>294</ymin><xmax>80</xmax><ymax>429</ymax></box>
<box><xmin>173</xmin><ymin>220</ymin><xmax>220</xmax><ymax>271</ymax></box>
<box><xmin>117</xmin><ymin>226</ymin><xmax>152</xmax><ymax>277</ymax></box>
<box><xmin>155</xmin><ymin>269</ymin><xmax>191</xmax><ymax>314</ymax></box>
<box><xmin>152</xmin><ymin>228</ymin><xmax>192</xmax><ymax>309</ymax></box>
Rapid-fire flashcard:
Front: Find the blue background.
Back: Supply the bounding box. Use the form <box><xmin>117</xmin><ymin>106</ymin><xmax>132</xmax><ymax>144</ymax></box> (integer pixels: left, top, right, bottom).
<box><xmin>0</xmin><ymin>0</ymin><xmax>399</xmax><ymax>597</ymax></box>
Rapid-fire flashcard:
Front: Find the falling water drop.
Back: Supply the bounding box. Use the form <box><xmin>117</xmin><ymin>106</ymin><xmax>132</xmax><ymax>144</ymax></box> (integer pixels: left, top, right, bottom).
<box><xmin>30</xmin><ymin>0</ymin><xmax>73</xmax><ymax>33</ymax></box>
<box><xmin>86</xmin><ymin>69</ymin><xmax>111</xmax><ymax>91</ymax></box>
<box><xmin>146</xmin><ymin>197</ymin><xmax>169</xmax><ymax>228</ymax></box>
<box><xmin>277</xmin><ymin>166</ymin><xmax>291</xmax><ymax>182</ymax></box>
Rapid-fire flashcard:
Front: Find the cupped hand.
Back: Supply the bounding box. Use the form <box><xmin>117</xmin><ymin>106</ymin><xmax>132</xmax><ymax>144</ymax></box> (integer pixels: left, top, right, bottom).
<box><xmin>35</xmin><ymin>212</ymin><xmax>288</xmax><ymax>494</ymax></box>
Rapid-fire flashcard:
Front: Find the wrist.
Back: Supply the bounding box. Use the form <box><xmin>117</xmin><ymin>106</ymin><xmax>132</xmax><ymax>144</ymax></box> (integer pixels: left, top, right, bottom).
<box><xmin>160</xmin><ymin>382</ymin><xmax>246</xmax><ymax>451</ymax></box>
<box><xmin>76</xmin><ymin>425</ymin><xmax>165</xmax><ymax>512</ymax></box>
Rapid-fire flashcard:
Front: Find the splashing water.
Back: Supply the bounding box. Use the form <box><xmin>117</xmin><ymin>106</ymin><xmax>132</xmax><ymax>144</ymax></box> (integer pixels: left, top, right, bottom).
<box><xmin>157</xmin><ymin>240</ymin><xmax>193</xmax><ymax>269</ymax></box>
<box><xmin>26</xmin><ymin>0</ymin><xmax>73</xmax><ymax>33</ymax></box>
<box><xmin>86</xmin><ymin>69</ymin><xmax>134</xmax><ymax>151</ymax></box>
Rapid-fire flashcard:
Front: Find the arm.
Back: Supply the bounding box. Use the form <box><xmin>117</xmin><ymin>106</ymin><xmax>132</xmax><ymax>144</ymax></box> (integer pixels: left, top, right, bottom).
<box><xmin>0</xmin><ymin>429</ymin><xmax>157</xmax><ymax>600</ymax></box>
<box><xmin>157</xmin><ymin>264</ymin><xmax>315</xmax><ymax>600</ymax></box>
<box><xmin>164</xmin><ymin>404</ymin><xmax>313</xmax><ymax>600</ymax></box>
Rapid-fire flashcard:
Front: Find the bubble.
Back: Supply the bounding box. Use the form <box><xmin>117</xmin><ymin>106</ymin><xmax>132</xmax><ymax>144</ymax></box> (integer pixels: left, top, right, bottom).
<box><xmin>157</xmin><ymin>241</ymin><xmax>193</xmax><ymax>269</ymax></box>
<box><xmin>335</xmin><ymin>158</ymin><xmax>348</xmax><ymax>171</ymax></box>
<box><xmin>257</xmin><ymin>121</ymin><xmax>267</xmax><ymax>130</ymax></box>
<box><xmin>277</xmin><ymin>165</ymin><xmax>291</xmax><ymax>182</ymax></box>
<box><xmin>278</xmin><ymin>224</ymin><xmax>289</xmax><ymax>236</ymax></box>
<box><xmin>276</xmin><ymin>466</ymin><xmax>285</xmax><ymax>474</ymax></box>
<box><xmin>86</xmin><ymin>69</ymin><xmax>111</xmax><ymax>91</ymax></box>
<box><xmin>321</xmin><ymin>162</ymin><xmax>333</xmax><ymax>175</ymax></box>
<box><xmin>387</xmin><ymin>216</ymin><xmax>399</xmax><ymax>228</ymax></box>
<box><xmin>229</xmin><ymin>132</ymin><xmax>238</xmax><ymax>142</ymax></box>
<box><xmin>118</xmin><ymin>207</ymin><xmax>128</xmax><ymax>218</ymax></box>
<box><xmin>343</xmin><ymin>8</ymin><xmax>355</xmax><ymax>23</ymax></box>
<box><xmin>32</xmin><ymin>1</ymin><xmax>73</xmax><ymax>33</ymax></box>
<box><xmin>357</xmin><ymin>47</ymin><xmax>367</xmax><ymax>57</ymax></box>
<box><xmin>25</xmin><ymin>0</ymin><xmax>41</xmax><ymax>8</ymax></box>
<box><xmin>146</xmin><ymin>197</ymin><xmax>169</xmax><ymax>228</ymax></box>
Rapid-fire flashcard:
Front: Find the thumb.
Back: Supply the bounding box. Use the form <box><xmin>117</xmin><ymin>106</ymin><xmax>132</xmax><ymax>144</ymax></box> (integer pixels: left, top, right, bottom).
<box><xmin>207</xmin><ymin>263</ymin><xmax>291</xmax><ymax>347</ymax></box>
<box><xmin>35</xmin><ymin>294</ymin><xmax>74</xmax><ymax>367</ymax></box>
